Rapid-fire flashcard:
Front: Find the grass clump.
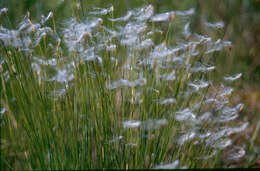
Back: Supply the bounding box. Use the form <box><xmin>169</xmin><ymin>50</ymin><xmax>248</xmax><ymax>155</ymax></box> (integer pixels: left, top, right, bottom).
<box><xmin>0</xmin><ymin>3</ymin><xmax>249</xmax><ymax>169</ymax></box>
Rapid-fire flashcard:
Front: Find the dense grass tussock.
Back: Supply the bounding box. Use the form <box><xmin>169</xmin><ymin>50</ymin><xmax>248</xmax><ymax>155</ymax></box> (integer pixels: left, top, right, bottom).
<box><xmin>0</xmin><ymin>4</ymin><xmax>250</xmax><ymax>169</ymax></box>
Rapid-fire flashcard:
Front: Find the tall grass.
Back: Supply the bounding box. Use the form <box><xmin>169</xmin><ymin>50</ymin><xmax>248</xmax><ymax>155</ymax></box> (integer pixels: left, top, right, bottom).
<box><xmin>0</xmin><ymin>3</ymin><xmax>250</xmax><ymax>169</ymax></box>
